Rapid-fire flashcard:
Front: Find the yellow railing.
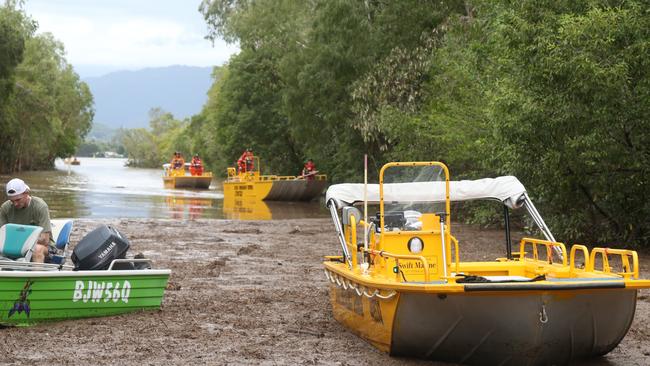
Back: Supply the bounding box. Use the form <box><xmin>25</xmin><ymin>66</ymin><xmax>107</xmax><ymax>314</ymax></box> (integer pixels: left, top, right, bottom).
<box><xmin>588</xmin><ymin>247</ymin><xmax>639</xmax><ymax>279</ymax></box>
<box><xmin>519</xmin><ymin>238</ymin><xmax>567</xmax><ymax>265</ymax></box>
<box><xmin>346</xmin><ymin>219</ymin><xmax>455</xmax><ymax>283</ymax></box>
<box><xmin>348</xmin><ymin>216</ymin><xmax>359</xmax><ymax>267</ymax></box>
<box><xmin>569</xmin><ymin>244</ymin><xmax>590</xmax><ymax>274</ymax></box>
<box><xmin>337</xmin><ymin>219</ymin><xmax>641</xmax><ymax>282</ymax></box>
<box><xmin>260</xmin><ymin>175</ymin><xmax>279</xmax><ymax>181</ymax></box>
<box><xmin>366</xmin><ymin>249</ymin><xmax>431</xmax><ymax>282</ymax></box>
<box><xmin>450</xmin><ymin>235</ymin><xmax>460</xmax><ymax>276</ymax></box>
<box><xmin>227</xmin><ymin>172</ymin><xmax>328</xmax><ymax>182</ymax></box>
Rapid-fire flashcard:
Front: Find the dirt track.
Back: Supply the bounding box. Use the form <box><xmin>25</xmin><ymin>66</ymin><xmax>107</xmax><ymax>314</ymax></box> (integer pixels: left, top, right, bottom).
<box><xmin>1</xmin><ymin>218</ymin><xmax>649</xmax><ymax>365</ymax></box>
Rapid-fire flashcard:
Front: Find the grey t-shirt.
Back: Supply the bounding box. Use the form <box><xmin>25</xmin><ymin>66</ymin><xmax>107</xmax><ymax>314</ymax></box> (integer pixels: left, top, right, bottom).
<box><xmin>0</xmin><ymin>196</ymin><xmax>53</xmax><ymax>237</ymax></box>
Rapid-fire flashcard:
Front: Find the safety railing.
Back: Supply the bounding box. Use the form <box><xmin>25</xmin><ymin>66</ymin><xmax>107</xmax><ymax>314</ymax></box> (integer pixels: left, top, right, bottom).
<box><xmin>0</xmin><ymin>260</ymin><xmax>73</xmax><ymax>271</ymax></box>
<box><xmin>569</xmin><ymin>244</ymin><xmax>590</xmax><ymax>274</ymax></box>
<box><xmin>227</xmin><ymin>167</ymin><xmax>237</xmax><ymax>179</ymax></box>
<box><xmin>274</xmin><ymin>174</ymin><xmax>328</xmax><ymax>181</ymax></box>
<box><xmin>108</xmin><ymin>258</ymin><xmax>153</xmax><ymax>270</ymax></box>
<box><xmin>588</xmin><ymin>247</ymin><xmax>639</xmax><ymax>280</ymax></box>
<box><xmin>347</xmin><ymin>215</ymin><xmax>359</xmax><ymax>267</ymax></box>
<box><xmin>449</xmin><ymin>235</ymin><xmax>460</xmax><ymax>276</ymax></box>
<box><xmin>344</xmin><ymin>218</ymin><xmax>454</xmax><ymax>282</ymax></box>
<box><xmin>519</xmin><ymin>238</ymin><xmax>567</xmax><ymax>266</ymax></box>
<box><xmin>236</xmin><ymin>174</ymin><xmax>328</xmax><ymax>182</ymax></box>
<box><xmin>259</xmin><ymin>175</ymin><xmax>279</xmax><ymax>181</ymax></box>
<box><xmin>366</xmin><ymin>249</ymin><xmax>431</xmax><ymax>282</ymax></box>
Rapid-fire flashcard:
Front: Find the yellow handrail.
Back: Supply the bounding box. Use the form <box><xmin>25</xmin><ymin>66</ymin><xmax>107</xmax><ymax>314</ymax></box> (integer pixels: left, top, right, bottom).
<box><xmin>366</xmin><ymin>249</ymin><xmax>431</xmax><ymax>282</ymax></box>
<box><xmin>588</xmin><ymin>247</ymin><xmax>639</xmax><ymax>279</ymax></box>
<box><xmin>349</xmin><ymin>216</ymin><xmax>358</xmax><ymax>267</ymax></box>
<box><xmin>569</xmin><ymin>244</ymin><xmax>590</xmax><ymax>274</ymax></box>
<box><xmin>450</xmin><ymin>235</ymin><xmax>460</xmax><ymax>275</ymax></box>
<box><xmin>519</xmin><ymin>238</ymin><xmax>567</xmax><ymax>265</ymax></box>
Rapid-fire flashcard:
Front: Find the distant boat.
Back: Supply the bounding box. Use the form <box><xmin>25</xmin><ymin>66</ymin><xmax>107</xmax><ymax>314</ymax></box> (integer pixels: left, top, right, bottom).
<box><xmin>162</xmin><ymin>163</ymin><xmax>212</xmax><ymax>189</ymax></box>
<box><xmin>223</xmin><ymin>156</ymin><xmax>327</xmax><ymax>201</ymax></box>
<box><xmin>64</xmin><ymin>157</ymin><xmax>80</xmax><ymax>165</ymax></box>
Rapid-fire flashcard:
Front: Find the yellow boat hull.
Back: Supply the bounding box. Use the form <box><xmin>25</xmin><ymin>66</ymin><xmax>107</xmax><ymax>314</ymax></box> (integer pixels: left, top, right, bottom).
<box><xmin>325</xmin><ymin>263</ymin><xmax>638</xmax><ymax>366</ymax></box>
<box><xmin>223</xmin><ymin>180</ymin><xmax>273</xmax><ymax>200</ymax></box>
<box><xmin>163</xmin><ymin>175</ymin><xmax>212</xmax><ymax>189</ymax></box>
<box><xmin>223</xmin><ymin>179</ymin><xmax>327</xmax><ymax>201</ymax></box>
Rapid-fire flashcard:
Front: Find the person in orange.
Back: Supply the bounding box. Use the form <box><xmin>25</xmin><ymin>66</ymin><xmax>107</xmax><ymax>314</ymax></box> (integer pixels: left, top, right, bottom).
<box><xmin>189</xmin><ymin>154</ymin><xmax>203</xmax><ymax>176</ymax></box>
<box><xmin>170</xmin><ymin>152</ymin><xmax>185</xmax><ymax>170</ymax></box>
<box><xmin>237</xmin><ymin>158</ymin><xmax>246</xmax><ymax>173</ymax></box>
<box><xmin>170</xmin><ymin>152</ymin><xmax>186</xmax><ymax>178</ymax></box>
<box><xmin>237</xmin><ymin>148</ymin><xmax>254</xmax><ymax>173</ymax></box>
<box><xmin>301</xmin><ymin>159</ymin><xmax>318</xmax><ymax>180</ymax></box>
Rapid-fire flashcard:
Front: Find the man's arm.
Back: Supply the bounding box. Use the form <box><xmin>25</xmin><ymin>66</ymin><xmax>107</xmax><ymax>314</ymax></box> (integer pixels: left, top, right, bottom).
<box><xmin>34</xmin><ymin>200</ymin><xmax>53</xmax><ymax>246</ymax></box>
<box><xmin>37</xmin><ymin>232</ymin><xmax>51</xmax><ymax>246</ymax></box>
<box><xmin>0</xmin><ymin>202</ymin><xmax>9</xmax><ymax>227</ymax></box>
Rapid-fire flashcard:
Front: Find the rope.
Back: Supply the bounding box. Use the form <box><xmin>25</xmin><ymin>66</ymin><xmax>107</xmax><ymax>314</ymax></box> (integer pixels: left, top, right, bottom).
<box><xmin>324</xmin><ymin>270</ymin><xmax>397</xmax><ymax>300</ymax></box>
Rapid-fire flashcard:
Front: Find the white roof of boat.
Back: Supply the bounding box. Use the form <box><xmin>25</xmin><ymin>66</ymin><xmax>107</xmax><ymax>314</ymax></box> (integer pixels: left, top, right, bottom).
<box><xmin>326</xmin><ymin>176</ymin><xmax>527</xmax><ymax>208</ymax></box>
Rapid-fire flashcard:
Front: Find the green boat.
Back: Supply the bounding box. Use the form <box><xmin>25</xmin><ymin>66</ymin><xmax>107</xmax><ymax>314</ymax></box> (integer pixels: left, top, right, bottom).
<box><xmin>0</xmin><ymin>220</ymin><xmax>171</xmax><ymax>326</ymax></box>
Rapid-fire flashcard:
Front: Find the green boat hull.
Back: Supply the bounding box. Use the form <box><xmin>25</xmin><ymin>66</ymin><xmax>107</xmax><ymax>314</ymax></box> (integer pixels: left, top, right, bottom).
<box><xmin>0</xmin><ymin>270</ymin><xmax>170</xmax><ymax>326</ymax></box>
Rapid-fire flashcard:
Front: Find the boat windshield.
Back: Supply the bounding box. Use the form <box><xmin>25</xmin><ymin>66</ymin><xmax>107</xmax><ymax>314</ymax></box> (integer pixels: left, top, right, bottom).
<box><xmin>379</xmin><ymin>163</ymin><xmax>449</xmax><ymax>231</ymax></box>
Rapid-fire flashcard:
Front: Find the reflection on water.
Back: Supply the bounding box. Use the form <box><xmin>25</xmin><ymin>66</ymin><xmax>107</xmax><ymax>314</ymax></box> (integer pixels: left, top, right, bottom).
<box><xmin>0</xmin><ymin>157</ymin><xmax>328</xmax><ymax>220</ymax></box>
<box><xmin>223</xmin><ymin>197</ymin><xmax>272</xmax><ymax>220</ymax></box>
<box><xmin>166</xmin><ymin>196</ymin><xmax>215</xmax><ymax>220</ymax></box>
<box><xmin>222</xmin><ymin>197</ymin><xmax>329</xmax><ymax>220</ymax></box>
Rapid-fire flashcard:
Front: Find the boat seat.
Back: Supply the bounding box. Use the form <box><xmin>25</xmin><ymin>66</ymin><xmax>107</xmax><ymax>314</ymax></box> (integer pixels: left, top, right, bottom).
<box><xmin>50</xmin><ymin>219</ymin><xmax>74</xmax><ymax>265</ymax></box>
<box><xmin>0</xmin><ymin>224</ymin><xmax>44</xmax><ymax>262</ymax></box>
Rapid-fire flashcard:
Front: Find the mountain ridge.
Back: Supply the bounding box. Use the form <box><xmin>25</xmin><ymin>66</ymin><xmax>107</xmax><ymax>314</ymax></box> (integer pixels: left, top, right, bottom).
<box><xmin>83</xmin><ymin>65</ymin><xmax>215</xmax><ymax>129</ymax></box>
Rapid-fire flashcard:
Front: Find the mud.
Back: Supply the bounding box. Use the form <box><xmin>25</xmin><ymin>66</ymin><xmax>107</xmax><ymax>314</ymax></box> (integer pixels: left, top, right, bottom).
<box><xmin>1</xmin><ymin>219</ymin><xmax>648</xmax><ymax>365</ymax></box>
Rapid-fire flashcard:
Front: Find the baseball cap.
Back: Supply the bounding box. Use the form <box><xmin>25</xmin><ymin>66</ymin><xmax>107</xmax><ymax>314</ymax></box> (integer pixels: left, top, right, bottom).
<box><xmin>6</xmin><ymin>178</ymin><xmax>29</xmax><ymax>197</ymax></box>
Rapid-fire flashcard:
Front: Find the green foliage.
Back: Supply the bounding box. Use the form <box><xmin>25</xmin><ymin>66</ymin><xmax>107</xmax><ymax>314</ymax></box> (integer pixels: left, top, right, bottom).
<box><xmin>76</xmin><ymin>140</ymin><xmax>121</xmax><ymax>157</ymax></box>
<box><xmin>0</xmin><ymin>5</ymin><xmax>93</xmax><ymax>173</ymax></box>
<box><xmin>482</xmin><ymin>0</ymin><xmax>650</xmax><ymax>245</ymax></box>
<box><xmin>196</xmin><ymin>0</ymin><xmax>650</xmax><ymax>247</ymax></box>
<box><xmin>0</xmin><ymin>2</ymin><xmax>34</xmax><ymax>103</ymax></box>
<box><xmin>120</xmin><ymin>128</ymin><xmax>159</xmax><ymax>167</ymax></box>
<box><xmin>118</xmin><ymin>108</ymin><xmax>193</xmax><ymax>168</ymax></box>
<box><xmin>198</xmin><ymin>0</ymin><xmax>465</xmax><ymax>181</ymax></box>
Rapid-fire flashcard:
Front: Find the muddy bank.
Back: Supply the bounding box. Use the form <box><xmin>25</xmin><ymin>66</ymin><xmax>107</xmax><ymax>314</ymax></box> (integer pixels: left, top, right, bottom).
<box><xmin>1</xmin><ymin>218</ymin><xmax>649</xmax><ymax>365</ymax></box>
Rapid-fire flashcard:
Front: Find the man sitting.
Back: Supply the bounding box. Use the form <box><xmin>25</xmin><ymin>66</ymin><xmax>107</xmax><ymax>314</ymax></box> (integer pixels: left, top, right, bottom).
<box><xmin>0</xmin><ymin>178</ymin><xmax>53</xmax><ymax>263</ymax></box>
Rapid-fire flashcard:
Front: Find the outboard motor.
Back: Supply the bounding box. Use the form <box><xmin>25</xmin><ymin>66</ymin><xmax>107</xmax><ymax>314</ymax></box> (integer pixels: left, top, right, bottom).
<box><xmin>72</xmin><ymin>224</ymin><xmax>131</xmax><ymax>270</ymax></box>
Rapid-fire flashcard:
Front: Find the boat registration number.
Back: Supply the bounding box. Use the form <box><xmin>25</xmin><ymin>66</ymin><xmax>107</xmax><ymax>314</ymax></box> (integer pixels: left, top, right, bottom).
<box><xmin>72</xmin><ymin>280</ymin><xmax>131</xmax><ymax>303</ymax></box>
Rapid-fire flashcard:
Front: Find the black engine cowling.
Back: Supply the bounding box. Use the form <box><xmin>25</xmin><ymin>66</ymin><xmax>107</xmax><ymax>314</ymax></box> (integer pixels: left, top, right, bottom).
<box><xmin>72</xmin><ymin>224</ymin><xmax>131</xmax><ymax>270</ymax></box>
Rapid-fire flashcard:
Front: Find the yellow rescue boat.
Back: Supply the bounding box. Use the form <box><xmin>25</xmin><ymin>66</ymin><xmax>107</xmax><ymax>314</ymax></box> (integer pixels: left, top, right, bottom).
<box><xmin>323</xmin><ymin>161</ymin><xmax>650</xmax><ymax>365</ymax></box>
<box><xmin>163</xmin><ymin>163</ymin><xmax>213</xmax><ymax>189</ymax></box>
<box><xmin>223</xmin><ymin>156</ymin><xmax>327</xmax><ymax>201</ymax></box>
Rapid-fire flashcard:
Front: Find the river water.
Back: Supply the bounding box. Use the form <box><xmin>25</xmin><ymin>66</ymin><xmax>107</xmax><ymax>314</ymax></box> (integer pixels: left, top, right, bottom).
<box><xmin>0</xmin><ymin>157</ymin><xmax>327</xmax><ymax>220</ymax></box>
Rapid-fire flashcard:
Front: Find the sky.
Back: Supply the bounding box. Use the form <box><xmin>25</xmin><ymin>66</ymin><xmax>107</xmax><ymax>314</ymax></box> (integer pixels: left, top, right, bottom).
<box><xmin>23</xmin><ymin>0</ymin><xmax>239</xmax><ymax>78</ymax></box>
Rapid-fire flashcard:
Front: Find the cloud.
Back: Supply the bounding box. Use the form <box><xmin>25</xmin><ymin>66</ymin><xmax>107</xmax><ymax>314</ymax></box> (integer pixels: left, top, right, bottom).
<box><xmin>32</xmin><ymin>12</ymin><xmax>238</xmax><ymax>70</ymax></box>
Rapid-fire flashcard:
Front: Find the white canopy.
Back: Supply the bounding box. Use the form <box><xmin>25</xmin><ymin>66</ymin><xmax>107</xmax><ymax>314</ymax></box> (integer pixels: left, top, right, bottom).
<box><xmin>325</xmin><ymin>176</ymin><xmax>527</xmax><ymax>209</ymax></box>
